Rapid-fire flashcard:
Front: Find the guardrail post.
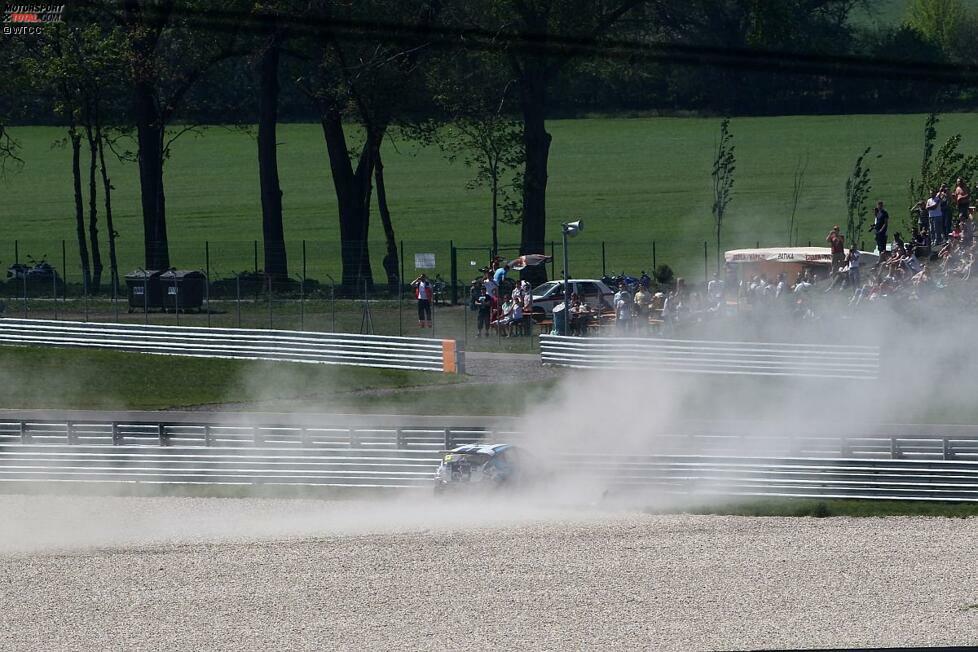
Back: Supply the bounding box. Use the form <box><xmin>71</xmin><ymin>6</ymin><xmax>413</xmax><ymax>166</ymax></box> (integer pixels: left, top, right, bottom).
<box><xmin>840</xmin><ymin>437</ymin><xmax>849</xmax><ymax>457</ymax></box>
<box><xmin>396</xmin><ymin>428</ymin><xmax>405</xmax><ymax>449</ymax></box>
<box><xmin>19</xmin><ymin>420</ymin><xmax>27</xmax><ymax>444</ymax></box>
<box><xmin>444</xmin><ymin>428</ymin><xmax>452</xmax><ymax>450</ymax></box>
<box><xmin>890</xmin><ymin>438</ymin><xmax>900</xmax><ymax>459</ymax></box>
<box><xmin>349</xmin><ymin>428</ymin><xmax>360</xmax><ymax>448</ymax></box>
<box><xmin>299</xmin><ymin>427</ymin><xmax>309</xmax><ymax>448</ymax></box>
<box><xmin>943</xmin><ymin>437</ymin><xmax>953</xmax><ymax>460</ymax></box>
<box><xmin>204</xmin><ymin>425</ymin><xmax>212</xmax><ymax>447</ymax></box>
<box><xmin>66</xmin><ymin>421</ymin><xmax>75</xmax><ymax>445</ymax></box>
<box><xmin>111</xmin><ymin>422</ymin><xmax>121</xmax><ymax>445</ymax></box>
<box><xmin>158</xmin><ymin>424</ymin><xmax>166</xmax><ymax>447</ymax></box>
<box><xmin>253</xmin><ymin>427</ymin><xmax>262</xmax><ymax>446</ymax></box>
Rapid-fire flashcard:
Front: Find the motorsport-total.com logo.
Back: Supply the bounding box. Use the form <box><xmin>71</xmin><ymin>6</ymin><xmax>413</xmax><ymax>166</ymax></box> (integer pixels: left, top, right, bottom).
<box><xmin>2</xmin><ymin>4</ymin><xmax>65</xmax><ymax>35</ymax></box>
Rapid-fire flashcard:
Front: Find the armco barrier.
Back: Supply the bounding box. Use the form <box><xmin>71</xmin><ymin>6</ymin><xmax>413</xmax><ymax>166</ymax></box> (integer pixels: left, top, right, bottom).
<box><xmin>3</xmin><ymin>412</ymin><xmax>978</xmax><ymax>500</ymax></box>
<box><xmin>0</xmin><ymin>319</ymin><xmax>462</xmax><ymax>373</ymax></box>
<box><xmin>540</xmin><ymin>335</ymin><xmax>879</xmax><ymax>379</ymax></box>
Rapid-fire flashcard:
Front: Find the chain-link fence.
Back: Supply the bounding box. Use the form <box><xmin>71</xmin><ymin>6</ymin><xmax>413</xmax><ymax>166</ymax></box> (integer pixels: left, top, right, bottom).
<box><xmin>0</xmin><ymin>235</ymin><xmax>839</xmax><ymax>351</ymax></box>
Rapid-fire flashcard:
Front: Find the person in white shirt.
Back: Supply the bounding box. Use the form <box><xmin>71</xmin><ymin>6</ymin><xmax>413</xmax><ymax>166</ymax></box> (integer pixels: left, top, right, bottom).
<box><xmin>411</xmin><ymin>274</ymin><xmax>433</xmax><ymax>328</ymax></box>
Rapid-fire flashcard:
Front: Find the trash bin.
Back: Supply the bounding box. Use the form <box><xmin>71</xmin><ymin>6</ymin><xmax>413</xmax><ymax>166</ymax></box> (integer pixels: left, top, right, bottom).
<box><xmin>160</xmin><ymin>270</ymin><xmax>205</xmax><ymax>312</ymax></box>
<box><xmin>552</xmin><ymin>302</ymin><xmax>567</xmax><ymax>335</ymax></box>
<box><xmin>125</xmin><ymin>269</ymin><xmax>164</xmax><ymax>313</ymax></box>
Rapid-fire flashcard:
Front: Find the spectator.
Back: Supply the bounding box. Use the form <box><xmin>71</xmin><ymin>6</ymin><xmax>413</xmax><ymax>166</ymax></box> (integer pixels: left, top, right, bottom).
<box><xmin>954</xmin><ymin>178</ymin><xmax>971</xmax><ymax>221</ymax></box>
<box><xmin>846</xmin><ymin>245</ymin><xmax>861</xmax><ymax>289</ymax></box>
<box><xmin>963</xmin><ymin>211</ymin><xmax>975</xmax><ymax>247</ymax></box>
<box><xmin>940</xmin><ymin>183</ymin><xmax>951</xmax><ymax>243</ymax></box>
<box><xmin>520</xmin><ymin>281</ymin><xmax>534</xmax><ymax>336</ymax></box>
<box><xmin>926</xmin><ymin>189</ymin><xmax>943</xmax><ymax>246</ymax></box>
<box><xmin>482</xmin><ymin>271</ymin><xmax>498</xmax><ymax>301</ymax></box>
<box><xmin>493</xmin><ymin>264</ymin><xmax>509</xmax><ymax>287</ymax></box>
<box><xmin>633</xmin><ymin>283</ymin><xmax>652</xmax><ymax>317</ymax></box>
<box><xmin>474</xmin><ymin>286</ymin><xmax>491</xmax><ymax>337</ymax></box>
<box><xmin>870</xmin><ymin>200</ymin><xmax>889</xmax><ymax>254</ymax></box>
<box><xmin>639</xmin><ymin>270</ymin><xmax>651</xmax><ymax>289</ymax></box>
<box><xmin>614</xmin><ymin>282</ymin><xmax>632</xmax><ymax>330</ymax></box>
<box><xmin>411</xmin><ymin>274</ymin><xmax>433</xmax><ymax>328</ymax></box>
<box><xmin>826</xmin><ymin>225</ymin><xmax>846</xmax><ymax>273</ymax></box>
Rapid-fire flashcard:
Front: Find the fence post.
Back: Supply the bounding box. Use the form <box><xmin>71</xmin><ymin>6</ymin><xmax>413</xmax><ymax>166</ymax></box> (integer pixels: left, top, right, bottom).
<box><xmin>14</xmin><ymin>239</ymin><xmax>18</xmax><ymax>264</ymax></box>
<box><xmin>61</xmin><ymin>241</ymin><xmax>66</xmax><ymax>305</ymax></box>
<box><xmin>19</xmin><ymin>420</ymin><xmax>27</xmax><ymax>444</ymax></box>
<box><xmin>253</xmin><ymin>240</ymin><xmax>259</xmax><ymax>277</ymax></box>
<box><xmin>236</xmin><ymin>273</ymin><xmax>242</xmax><ymax>328</ymax></box>
<box><xmin>301</xmin><ymin>240</ymin><xmax>307</xmax><ymax>331</ymax></box>
<box><xmin>450</xmin><ymin>240</ymin><xmax>458</xmax><ymax>305</ymax></box>
<box><xmin>703</xmin><ymin>241</ymin><xmax>708</xmax><ymax>280</ymax></box>
<box><xmin>550</xmin><ymin>241</ymin><xmax>555</xmax><ymax>278</ymax></box>
<box><xmin>601</xmin><ymin>241</ymin><xmax>606</xmax><ymax>277</ymax></box>
<box><xmin>22</xmin><ymin>273</ymin><xmax>27</xmax><ymax>318</ymax></box>
<box><xmin>205</xmin><ymin>241</ymin><xmax>211</xmax><ymax>328</ymax></box>
<box><xmin>444</xmin><ymin>428</ymin><xmax>452</xmax><ymax>450</ymax></box>
<box><xmin>267</xmin><ymin>273</ymin><xmax>273</xmax><ymax>329</ymax></box>
<box><xmin>53</xmin><ymin>263</ymin><xmax>58</xmax><ymax>320</ymax></box>
<box><xmin>111</xmin><ymin>422</ymin><xmax>121</xmax><ymax>445</ymax></box>
<box><xmin>652</xmin><ymin>241</ymin><xmax>656</xmax><ymax>271</ymax></box>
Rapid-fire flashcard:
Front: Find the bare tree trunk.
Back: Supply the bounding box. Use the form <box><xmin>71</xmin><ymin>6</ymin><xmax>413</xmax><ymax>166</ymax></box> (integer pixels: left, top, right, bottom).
<box><xmin>96</xmin><ymin>130</ymin><xmax>120</xmax><ymax>293</ymax></box>
<box><xmin>518</xmin><ymin>64</ymin><xmax>551</xmax><ymax>287</ymax></box>
<box><xmin>374</xmin><ymin>149</ymin><xmax>400</xmax><ymax>295</ymax></box>
<box><xmin>70</xmin><ymin>128</ymin><xmax>92</xmax><ymax>292</ymax></box>
<box><xmin>320</xmin><ymin>109</ymin><xmax>373</xmax><ymax>292</ymax></box>
<box><xmin>134</xmin><ymin>79</ymin><xmax>169</xmax><ymax>270</ymax></box>
<box><xmin>85</xmin><ymin>125</ymin><xmax>103</xmax><ymax>292</ymax></box>
<box><xmin>258</xmin><ymin>27</ymin><xmax>287</xmax><ymax>280</ymax></box>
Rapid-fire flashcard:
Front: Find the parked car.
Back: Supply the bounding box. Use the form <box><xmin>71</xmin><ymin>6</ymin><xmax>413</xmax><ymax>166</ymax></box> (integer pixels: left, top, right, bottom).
<box><xmin>433</xmin><ymin>443</ymin><xmax>542</xmax><ymax>495</ymax></box>
<box><xmin>530</xmin><ymin>279</ymin><xmax>614</xmax><ymax>317</ymax></box>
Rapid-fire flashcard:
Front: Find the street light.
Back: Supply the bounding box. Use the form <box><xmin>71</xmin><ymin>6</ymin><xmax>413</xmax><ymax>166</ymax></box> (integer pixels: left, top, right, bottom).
<box><xmin>561</xmin><ymin>220</ymin><xmax>584</xmax><ymax>336</ymax></box>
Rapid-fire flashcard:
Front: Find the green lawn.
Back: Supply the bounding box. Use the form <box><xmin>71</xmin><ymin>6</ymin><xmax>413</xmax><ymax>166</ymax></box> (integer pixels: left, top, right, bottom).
<box><xmin>0</xmin><ymin>345</ymin><xmax>561</xmax><ymax>413</ymax></box>
<box><xmin>4</xmin><ymin>113</ymin><xmax>977</xmax><ymax>284</ymax></box>
<box><xmin>0</xmin><ymin>346</ymin><xmax>460</xmax><ymax>411</ymax></box>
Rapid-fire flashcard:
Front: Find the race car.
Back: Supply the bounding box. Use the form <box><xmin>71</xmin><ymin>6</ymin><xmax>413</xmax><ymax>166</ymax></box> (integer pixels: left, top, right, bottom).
<box><xmin>433</xmin><ymin>443</ymin><xmax>537</xmax><ymax>494</ymax></box>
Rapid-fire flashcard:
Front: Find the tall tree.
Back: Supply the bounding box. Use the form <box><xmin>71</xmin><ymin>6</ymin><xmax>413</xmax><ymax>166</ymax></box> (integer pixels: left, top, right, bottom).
<box><xmin>120</xmin><ymin>0</ymin><xmax>244</xmax><ymax>270</ymax></box>
<box><xmin>844</xmin><ymin>146</ymin><xmax>878</xmax><ymax>248</ymax></box>
<box><xmin>711</xmin><ymin>119</ymin><xmax>735</xmax><ymax>272</ymax></box>
<box><xmin>301</xmin><ymin>0</ymin><xmax>439</xmax><ymax>293</ymax></box>
<box><xmin>254</xmin><ymin>3</ymin><xmax>288</xmax><ymax>279</ymax></box>
<box><xmin>459</xmin><ymin>0</ymin><xmax>646</xmax><ymax>285</ymax></box>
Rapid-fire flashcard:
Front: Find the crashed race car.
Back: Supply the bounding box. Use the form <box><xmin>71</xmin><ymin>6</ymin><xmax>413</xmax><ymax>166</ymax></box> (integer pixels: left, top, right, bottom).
<box><xmin>433</xmin><ymin>443</ymin><xmax>538</xmax><ymax>494</ymax></box>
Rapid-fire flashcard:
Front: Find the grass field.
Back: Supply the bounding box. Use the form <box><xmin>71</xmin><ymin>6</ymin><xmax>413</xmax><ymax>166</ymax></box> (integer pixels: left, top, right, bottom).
<box><xmin>4</xmin><ymin>113</ymin><xmax>978</xmax><ymax>284</ymax></box>
<box><xmin>0</xmin><ymin>346</ymin><xmax>563</xmax><ymax>413</ymax></box>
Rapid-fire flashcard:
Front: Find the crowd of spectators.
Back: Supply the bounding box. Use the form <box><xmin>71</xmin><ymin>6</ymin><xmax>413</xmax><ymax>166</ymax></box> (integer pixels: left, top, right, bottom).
<box><xmin>468</xmin><ymin>256</ymin><xmax>534</xmax><ymax>337</ymax></box>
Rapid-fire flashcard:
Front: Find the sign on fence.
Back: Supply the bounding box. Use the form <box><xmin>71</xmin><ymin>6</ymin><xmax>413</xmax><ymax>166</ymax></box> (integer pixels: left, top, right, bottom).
<box><xmin>414</xmin><ymin>253</ymin><xmax>436</xmax><ymax>269</ymax></box>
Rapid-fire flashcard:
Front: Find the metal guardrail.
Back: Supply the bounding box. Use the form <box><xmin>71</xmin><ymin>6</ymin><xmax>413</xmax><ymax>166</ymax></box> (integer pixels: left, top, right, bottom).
<box><xmin>2</xmin><ymin>412</ymin><xmax>978</xmax><ymax>500</ymax></box>
<box><xmin>0</xmin><ymin>319</ymin><xmax>461</xmax><ymax>373</ymax></box>
<box><xmin>539</xmin><ymin>335</ymin><xmax>880</xmax><ymax>379</ymax></box>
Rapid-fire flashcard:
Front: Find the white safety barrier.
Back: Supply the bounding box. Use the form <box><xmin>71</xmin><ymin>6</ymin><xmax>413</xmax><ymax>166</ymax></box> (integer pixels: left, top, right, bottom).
<box><xmin>540</xmin><ymin>335</ymin><xmax>879</xmax><ymax>379</ymax></box>
<box><xmin>0</xmin><ymin>318</ymin><xmax>462</xmax><ymax>373</ymax></box>
<box><xmin>2</xmin><ymin>412</ymin><xmax>978</xmax><ymax>499</ymax></box>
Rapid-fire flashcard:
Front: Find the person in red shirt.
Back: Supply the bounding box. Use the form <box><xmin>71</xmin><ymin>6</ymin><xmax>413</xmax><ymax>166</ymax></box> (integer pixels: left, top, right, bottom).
<box><xmin>826</xmin><ymin>225</ymin><xmax>846</xmax><ymax>273</ymax></box>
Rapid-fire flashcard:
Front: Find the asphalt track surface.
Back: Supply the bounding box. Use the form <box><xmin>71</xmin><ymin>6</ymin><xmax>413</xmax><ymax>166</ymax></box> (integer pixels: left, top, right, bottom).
<box><xmin>1</xmin><ymin>495</ymin><xmax>977</xmax><ymax>651</ymax></box>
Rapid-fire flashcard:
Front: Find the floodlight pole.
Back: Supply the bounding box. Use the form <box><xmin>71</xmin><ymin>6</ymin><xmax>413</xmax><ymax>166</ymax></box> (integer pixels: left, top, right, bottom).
<box><xmin>562</xmin><ymin>225</ymin><xmax>570</xmax><ymax>336</ymax></box>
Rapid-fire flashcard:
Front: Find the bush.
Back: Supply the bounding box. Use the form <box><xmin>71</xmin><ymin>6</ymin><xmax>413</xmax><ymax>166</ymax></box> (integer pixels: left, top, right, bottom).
<box><xmin>653</xmin><ymin>264</ymin><xmax>674</xmax><ymax>286</ymax></box>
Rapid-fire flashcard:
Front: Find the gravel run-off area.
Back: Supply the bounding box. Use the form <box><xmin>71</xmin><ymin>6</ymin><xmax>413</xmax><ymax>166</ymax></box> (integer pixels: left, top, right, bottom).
<box><xmin>1</xmin><ymin>494</ymin><xmax>977</xmax><ymax>651</ymax></box>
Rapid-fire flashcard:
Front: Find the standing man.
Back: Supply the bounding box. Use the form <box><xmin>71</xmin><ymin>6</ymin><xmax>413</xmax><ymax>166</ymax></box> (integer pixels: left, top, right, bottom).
<box><xmin>954</xmin><ymin>178</ymin><xmax>971</xmax><ymax>222</ymax></box>
<box><xmin>826</xmin><ymin>225</ymin><xmax>846</xmax><ymax>273</ymax></box>
<box><xmin>412</xmin><ymin>274</ymin><xmax>433</xmax><ymax>328</ymax></box>
<box><xmin>846</xmin><ymin>245</ymin><xmax>861</xmax><ymax>290</ymax></box>
<box><xmin>870</xmin><ymin>200</ymin><xmax>889</xmax><ymax>254</ymax></box>
<box><xmin>940</xmin><ymin>183</ymin><xmax>951</xmax><ymax>244</ymax></box>
<box><xmin>925</xmin><ymin>189</ymin><xmax>943</xmax><ymax>246</ymax></box>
